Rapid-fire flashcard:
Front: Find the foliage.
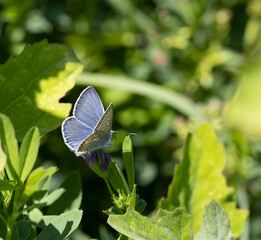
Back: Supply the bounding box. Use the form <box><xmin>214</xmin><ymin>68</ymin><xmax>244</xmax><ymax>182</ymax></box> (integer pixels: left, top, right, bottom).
<box><xmin>160</xmin><ymin>123</ymin><xmax>248</xmax><ymax>237</ymax></box>
<box><xmin>108</xmin><ymin>199</ymin><xmax>236</xmax><ymax>240</ymax></box>
<box><xmin>1</xmin><ymin>0</ymin><xmax>261</xmax><ymax>239</ymax></box>
<box><xmin>0</xmin><ymin>114</ymin><xmax>82</xmax><ymax>239</ymax></box>
<box><xmin>0</xmin><ymin>41</ymin><xmax>83</xmax><ymax>239</ymax></box>
<box><xmin>0</xmin><ymin>40</ymin><xmax>83</xmax><ymax>141</ymax></box>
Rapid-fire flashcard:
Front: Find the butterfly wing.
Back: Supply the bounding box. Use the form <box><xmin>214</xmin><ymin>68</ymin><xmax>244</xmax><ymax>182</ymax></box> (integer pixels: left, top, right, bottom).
<box><xmin>62</xmin><ymin>116</ymin><xmax>93</xmax><ymax>151</ymax></box>
<box><xmin>76</xmin><ymin>103</ymin><xmax>113</xmax><ymax>156</ymax></box>
<box><xmin>73</xmin><ymin>86</ymin><xmax>105</xmax><ymax>128</ymax></box>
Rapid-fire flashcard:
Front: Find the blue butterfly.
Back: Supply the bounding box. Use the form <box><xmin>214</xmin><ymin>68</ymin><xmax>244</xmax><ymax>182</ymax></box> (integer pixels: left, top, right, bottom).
<box><xmin>62</xmin><ymin>86</ymin><xmax>114</xmax><ymax>157</ymax></box>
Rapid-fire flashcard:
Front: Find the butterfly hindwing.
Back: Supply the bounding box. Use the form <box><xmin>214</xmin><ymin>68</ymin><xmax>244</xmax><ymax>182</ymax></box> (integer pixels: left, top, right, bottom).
<box><xmin>62</xmin><ymin>116</ymin><xmax>93</xmax><ymax>151</ymax></box>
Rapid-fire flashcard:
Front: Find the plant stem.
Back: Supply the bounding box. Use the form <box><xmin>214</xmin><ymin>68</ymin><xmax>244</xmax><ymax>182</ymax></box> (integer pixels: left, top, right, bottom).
<box><xmin>76</xmin><ymin>72</ymin><xmax>207</xmax><ymax>121</ymax></box>
<box><xmin>104</xmin><ymin>178</ymin><xmax>114</xmax><ymax>198</ymax></box>
<box><xmin>6</xmin><ymin>210</ymin><xmax>18</xmax><ymax>240</ymax></box>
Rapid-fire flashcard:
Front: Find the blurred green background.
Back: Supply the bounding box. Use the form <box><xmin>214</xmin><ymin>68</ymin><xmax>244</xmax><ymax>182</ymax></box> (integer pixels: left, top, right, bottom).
<box><xmin>1</xmin><ymin>0</ymin><xmax>261</xmax><ymax>239</ymax></box>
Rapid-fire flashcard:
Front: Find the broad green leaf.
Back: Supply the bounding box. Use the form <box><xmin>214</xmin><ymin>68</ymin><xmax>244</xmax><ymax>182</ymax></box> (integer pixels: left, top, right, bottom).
<box><xmin>15</xmin><ymin>221</ymin><xmax>30</xmax><ymax>240</ymax></box>
<box><xmin>224</xmin><ymin>58</ymin><xmax>261</xmax><ymax>140</ymax></box>
<box><xmin>160</xmin><ymin>133</ymin><xmax>192</xmax><ymax>211</ymax></box>
<box><xmin>0</xmin><ymin>115</ymin><xmax>19</xmax><ymax>180</ymax></box>
<box><xmin>0</xmin><ymin>40</ymin><xmax>84</xmax><ymax>141</ymax></box>
<box><xmin>36</xmin><ymin>209</ymin><xmax>83</xmax><ymax>240</ymax></box>
<box><xmin>108</xmin><ymin>207</ymin><xmax>192</xmax><ymax>240</ymax></box>
<box><xmin>19</xmin><ymin>127</ymin><xmax>40</xmax><ymax>182</ymax></box>
<box><xmin>47</xmin><ymin>171</ymin><xmax>82</xmax><ymax>214</ymax></box>
<box><xmin>76</xmin><ymin>72</ymin><xmax>206</xmax><ymax>121</ymax></box>
<box><xmin>0</xmin><ymin>140</ymin><xmax>7</xmax><ymax>173</ymax></box>
<box><xmin>160</xmin><ymin>122</ymin><xmax>248</xmax><ymax>237</ymax></box>
<box><xmin>29</xmin><ymin>208</ymin><xmax>43</xmax><ymax>224</ymax></box>
<box><xmin>37</xmin><ymin>188</ymin><xmax>66</xmax><ymax>207</ymax></box>
<box><xmin>24</xmin><ymin>166</ymin><xmax>57</xmax><ymax>197</ymax></box>
<box><xmin>122</xmin><ymin>136</ymin><xmax>135</xmax><ymax>191</ymax></box>
<box><xmin>0</xmin><ymin>180</ymin><xmax>16</xmax><ymax>191</ymax></box>
<box><xmin>108</xmin><ymin>161</ymin><xmax>130</xmax><ymax>195</ymax></box>
<box><xmin>194</xmin><ymin>200</ymin><xmax>236</xmax><ymax>240</ymax></box>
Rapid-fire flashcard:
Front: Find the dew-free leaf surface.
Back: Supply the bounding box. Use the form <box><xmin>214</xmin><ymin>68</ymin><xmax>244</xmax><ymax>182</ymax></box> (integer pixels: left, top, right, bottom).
<box><xmin>194</xmin><ymin>200</ymin><xmax>236</xmax><ymax>240</ymax></box>
<box><xmin>0</xmin><ymin>40</ymin><xmax>83</xmax><ymax>141</ymax></box>
<box><xmin>160</xmin><ymin>122</ymin><xmax>248</xmax><ymax>237</ymax></box>
<box><xmin>108</xmin><ymin>207</ymin><xmax>192</xmax><ymax>240</ymax></box>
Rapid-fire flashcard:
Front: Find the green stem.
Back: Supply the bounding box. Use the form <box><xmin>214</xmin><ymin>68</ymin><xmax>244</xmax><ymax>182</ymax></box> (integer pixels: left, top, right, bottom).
<box><xmin>76</xmin><ymin>72</ymin><xmax>207</xmax><ymax>121</ymax></box>
<box><xmin>6</xmin><ymin>208</ymin><xmax>19</xmax><ymax>240</ymax></box>
<box><xmin>238</xmin><ymin>185</ymin><xmax>250</xmax><ymax>240</ymax></box>
<box><xmin>104</xmin><ymin>178</ymin><xmax>114</xmax><ymax>198</ymax></box>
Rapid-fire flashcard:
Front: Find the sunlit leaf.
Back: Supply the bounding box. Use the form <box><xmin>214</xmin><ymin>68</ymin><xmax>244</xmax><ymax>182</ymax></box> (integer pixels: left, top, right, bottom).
<box><xmin>19</xmin><ymin>127</ymin><xmax>40</xmax><ymax>182</ymax></box>
<box><xmin>194</xmin><ymin>200</ymin><xmax>236</xmax><ymax>240</ymax></box>
<box><xmin>0</xmin><ymin>114</ymin><xmax>19</xmax><ymax>180</ymax></box>
<box><xmin>76</xmin><ymin>72</ymin><xmax>206</xmax><ymax>121</ymax></box>
<box><xmin>224</xmin><ymin>58</ymin><xmax>261</xmax><ymax>140</ymax></box>
<box><xmin>24</xmin><ymin>166</ymin><xmax>58</xmax><ymax>197</ymax></box>
<box><xmin>37</xmin><ymin>188</ymin><xmax>66</xmax><ymax>207</ymax></box>
<box><xmin>160</xmin><ymin>122</ymin><xmax>248</xmax><ymax>237</ymax></box>
<box><xmin>47</xmin><ymin>171</ymin><xmax>82</xmax><ymax>214</ymax></box>
<box><xmin>0</xmin><ymin>40</ymin><xmax>83</xmax><ymax>141</ymax></box>
<box><xmin>36</xmin><ymin>209</ymin><xmax>83</xmax><ymax>240</ymax></box>
<box><xmin>108</xmin><ymin>207</ymin><xmax>192</xmax><ymax>240</ymax></box>
<box><xmin>29</xmin><ymin>208</ymin><xmax>43</xmax><ymax>224</ymax></box>
<box><xmin>0</xmin><ymin>140</ymin><xmax>7</xmax><ymax>173</ymax></box>
<box><xmin>122</xmin><ymin>136</ymin><xmax>135</xmax><ymax>191</ymax></box>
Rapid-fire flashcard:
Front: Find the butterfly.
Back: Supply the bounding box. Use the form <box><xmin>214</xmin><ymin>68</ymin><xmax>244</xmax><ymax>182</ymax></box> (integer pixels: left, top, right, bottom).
<box><xmin>61</xmin><ymin>86</ymin><xmax>114</xmax><ymax>157</ymax></box>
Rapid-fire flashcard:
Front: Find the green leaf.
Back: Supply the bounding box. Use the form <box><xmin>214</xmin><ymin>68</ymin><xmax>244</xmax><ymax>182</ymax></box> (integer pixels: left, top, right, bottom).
<box><xmin>108</xmin><ymin>161</ymin><xmax>130</xmax><ymax>195</ymax></box>
<box><xmin>130</xmin><ymin>184</ymin><xmax>136</xmax><ymax>209</ymax></box>
<box><xmin>122</xmin><ymin>136</ymin><xmax>135</xmax><ymax>191</ymax></box>
<box><xmin>15</xmin><ymin>221</ymin><xmax>30</xmax><ymax>240</ymax></box>
<box><xmin>29</xmin><ymin>208</ymin><xmax>43</xmax><ymax>224</ymax></box>
<box><xmin>0</xmin><ymin>180</ymin><xmax>16</xmax><ymax>191</ymax></box>
<box><xmin>108</xmin><ymin>207</ymin><xmax>192</xmax><ymax>240</ymax></box>
<box><xmin>37</xmin><ymin>188</ymin><xmax>66</xmax><ymax>207</ymax></box>
<box><xmin>194</xmin><ymin>200</ymin><xmax>236</xmax><ymax>240</ymax></box>
<box><xmin>224</xmin><ymin>58</ymin><xmax>261</xmax><ymax>140</ymax></box>
<box><xmin>160</xmin><ymin>122</ymin><xmax>248</xmax><ymax>237</ymax></box>
<box><xmin>0</xmin><ymin>210</ymin><xmax>8</xmax><ymax>239</ymax></box>
<box><xmin>36</xmin><ymin>209</ymin><xmax>83</xmax><ymax>240</ymax></box>
<box><xmin>0</xmin><ymin>140</ymin><xmax>7</xmax><ymax>173</ymax></box>
<box><xmin>0</xmin><ymin>114</ymin><xmax>19</xmax><ymax>180</ymax></box>
<box><xmin>0</xmin><ymin>40</ymin><xmax>84</xmax><ymax>141</ymax></box>
<box><xmin>47</xmin><ymin>171</ymin><xmax>82</xmax><ymax>214</ymax></box>
<box><xmin>19</xmin><ymin>127</ymin><xmax>40</xmax><ymax>182</ymax></box>
<box><xmin>76</xmin><ymin>72</ymin><xmax>206</xmax><ymax>121</ymax></box>
<box><xmin>24</xmin><ymin>166</ymin><xmax>57</xmax><ymax>197</ymax></box>
<box><xmin>160</xmin><ymin>133</ymin><xmax>192</xmax><ymax>211</ymax></box>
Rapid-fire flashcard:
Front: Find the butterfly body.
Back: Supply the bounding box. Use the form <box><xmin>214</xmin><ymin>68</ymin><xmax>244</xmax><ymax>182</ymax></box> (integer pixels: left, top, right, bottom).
<box><xmin>62</xmin><ymin>86</ymin><xmax>114</xmax><ymax>156</ymax></box>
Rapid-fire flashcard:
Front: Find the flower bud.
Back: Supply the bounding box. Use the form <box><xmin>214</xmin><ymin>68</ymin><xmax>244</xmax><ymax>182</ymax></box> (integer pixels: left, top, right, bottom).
<box><xmin>82</xmin><ymin>150</ymin><xmax>111</xmax><ymax>178</ymax></box>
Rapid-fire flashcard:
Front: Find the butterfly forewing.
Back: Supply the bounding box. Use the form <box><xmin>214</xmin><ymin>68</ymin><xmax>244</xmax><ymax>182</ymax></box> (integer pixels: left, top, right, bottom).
<box><xmin>77</xmin><ymin>103</ymin><xmax>113</xmax><ymax>154</ymax></box>
<box><xmin>74</xmin><ymin>87</ymin><xmax>105</xmax><ymax>129</ymax></box>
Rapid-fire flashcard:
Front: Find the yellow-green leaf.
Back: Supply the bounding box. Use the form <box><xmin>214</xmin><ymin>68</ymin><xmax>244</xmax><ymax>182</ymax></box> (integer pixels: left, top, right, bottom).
<box><xmin>160</xmin><ymin>122</ymin><xmax>248</xmax><ymax>237</ymax></box>
<box><xmin>224</xmin><ymin>58</ymin><xmax>261</xmax><ymax>140</ymax></box>
<box><xmin>19</xmin><ymin>127</ymin><xmax>40</xmax><ymax>182</ymax></box>
<box><xmin>0</xmin><ymin>114</ymin><xmax>19</xmax><ymax>180</ymax></box>
<box><xmin>0</xmin><ymin>140</ymin><xmax>7</xmax><ymax>173</ymax></box>
<box><xmin>108</xmin><ymin>207</ymin><xmax>192</xmax><ymax>240</ymax></box>
<box><xmin>0</xmin><ymin>40</ymin><xmax>83</xmax><ymax>141</ymax></box>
